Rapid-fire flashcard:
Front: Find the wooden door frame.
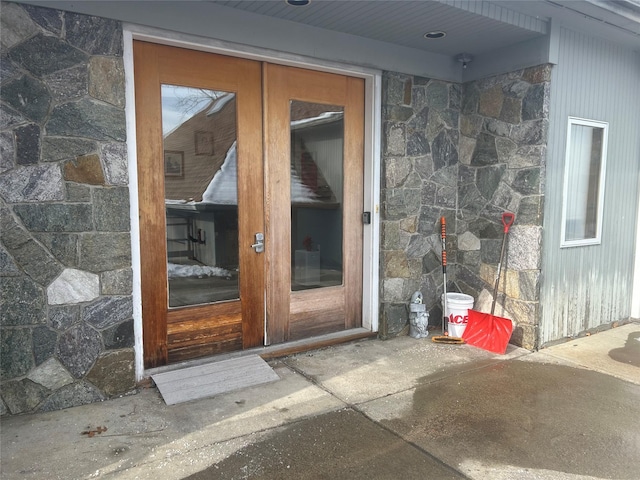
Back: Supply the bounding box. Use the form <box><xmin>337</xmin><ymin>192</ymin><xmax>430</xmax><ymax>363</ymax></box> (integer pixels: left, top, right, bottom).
<box><xmin>123</xmin><ymin>28</ymin><xmax>380</xmax><ymax>381</ymax></box>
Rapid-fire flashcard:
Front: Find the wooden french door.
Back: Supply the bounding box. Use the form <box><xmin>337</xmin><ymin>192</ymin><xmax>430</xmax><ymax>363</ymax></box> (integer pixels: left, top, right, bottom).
<box><xmin>135</xmin><ymin>42</ymin><xmax>363</xmax><ymax>368</ymax></box>
<box><xmin>264</xmin><ymin>64</ymin><xmax>364</xmax><ymax>344</ymax></box>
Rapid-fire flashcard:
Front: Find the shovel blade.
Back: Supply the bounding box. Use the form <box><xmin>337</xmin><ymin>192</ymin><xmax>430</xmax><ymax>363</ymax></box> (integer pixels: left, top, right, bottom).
<box><xmin>462</xmin><ymin>309</ymin><xmax>513</xmax><ymax>354</ymax></box>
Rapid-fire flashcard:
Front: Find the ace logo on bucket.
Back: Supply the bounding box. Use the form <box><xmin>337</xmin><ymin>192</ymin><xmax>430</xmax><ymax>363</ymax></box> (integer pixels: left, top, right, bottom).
<box><xmin>442</xmin><ymin>292</ymin><xmax>475</xmax><ymax>337</ymax></box>
<box><xmin>448</xmin><ymin>313</ymin><xmax>468</xmax><ymax>325</ymax></box>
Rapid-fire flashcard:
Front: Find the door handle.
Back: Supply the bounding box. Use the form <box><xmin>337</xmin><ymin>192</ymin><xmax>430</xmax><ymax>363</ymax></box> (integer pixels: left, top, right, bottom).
<box><xmin>251</xmin><ymin>233</ymin><xmax>264</xmax><ymax>253</ymax></box>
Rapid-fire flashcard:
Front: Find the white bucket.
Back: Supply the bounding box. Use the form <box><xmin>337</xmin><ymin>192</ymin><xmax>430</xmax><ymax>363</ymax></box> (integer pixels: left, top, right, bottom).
<box><xmin>441</xmin><ymin>292</ymin><xmax>474</xmax><ymax>338</ymax></box>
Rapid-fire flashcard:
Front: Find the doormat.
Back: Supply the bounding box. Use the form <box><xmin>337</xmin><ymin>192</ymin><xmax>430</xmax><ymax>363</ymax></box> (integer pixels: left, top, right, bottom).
<box><xmin>151</xmin><ymin>354</ymin><xmax>280</xmax><ymax>405</ymax></box>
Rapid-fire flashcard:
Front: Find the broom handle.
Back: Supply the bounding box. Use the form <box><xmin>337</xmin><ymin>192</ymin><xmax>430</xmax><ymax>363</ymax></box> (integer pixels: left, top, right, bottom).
<box><xmin>441</xmin><ymin>216</ymin><xmax>447</xmax><ymax>334</ymax></box>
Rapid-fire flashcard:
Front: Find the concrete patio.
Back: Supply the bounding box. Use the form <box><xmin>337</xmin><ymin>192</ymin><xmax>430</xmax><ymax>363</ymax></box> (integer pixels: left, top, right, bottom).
<box><xmin>1</xmin><ymin>322</ymin><xmax>638</xmax><ymax>480</ymax></box>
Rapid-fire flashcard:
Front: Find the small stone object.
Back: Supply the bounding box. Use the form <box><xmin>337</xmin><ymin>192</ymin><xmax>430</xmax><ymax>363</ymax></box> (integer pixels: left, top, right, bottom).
<box><xmin>409</xmin><ymin>291</ymin><xmax>429</xmax><ymax>339</ymax></box>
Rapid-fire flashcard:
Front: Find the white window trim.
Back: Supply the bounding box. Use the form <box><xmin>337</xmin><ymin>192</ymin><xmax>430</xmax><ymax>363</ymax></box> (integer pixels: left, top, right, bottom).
<box><xmin>560</xmin><ymin>116</ymin><xmax>609</xmax><ymax>248</ymax></box>
<box><xmin>123</xmin><ymin>25</ymin><xmax>381</xmax><ymax>381</ymax></box>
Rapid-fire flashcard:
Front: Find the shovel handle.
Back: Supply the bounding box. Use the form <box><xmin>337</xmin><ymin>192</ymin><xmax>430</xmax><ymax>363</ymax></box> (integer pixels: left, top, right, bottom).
<box><xmin>502</xmin><ymin>212</ymin><xmax>515</xmax><ymax>233</ymax></box>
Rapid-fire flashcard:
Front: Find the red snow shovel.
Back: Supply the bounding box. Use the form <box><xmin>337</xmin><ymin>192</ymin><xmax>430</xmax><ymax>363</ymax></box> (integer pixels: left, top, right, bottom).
<box><xmin>462</xmin><ymin>212</ymin><xmax>515</xmax><ymax>354</ymax></box>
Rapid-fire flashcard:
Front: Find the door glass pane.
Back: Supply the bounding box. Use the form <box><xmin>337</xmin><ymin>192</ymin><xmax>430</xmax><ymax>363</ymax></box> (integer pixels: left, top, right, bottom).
<box><xmin>290</xmin><ymin>101</ymin><xmax>344</xmax><ymax>291</ymax></box>
<box><xmin>162</xmin><ymin>85</ymin><xmax>239</xmax><ymax>307</ymax></box>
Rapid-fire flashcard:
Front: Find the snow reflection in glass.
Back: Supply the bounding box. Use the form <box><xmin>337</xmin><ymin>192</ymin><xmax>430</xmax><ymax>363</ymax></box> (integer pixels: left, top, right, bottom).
<box><xmin>162</xmin><ymin>85</ymin><xmax>240</xmax><ymax>307</ymax></box>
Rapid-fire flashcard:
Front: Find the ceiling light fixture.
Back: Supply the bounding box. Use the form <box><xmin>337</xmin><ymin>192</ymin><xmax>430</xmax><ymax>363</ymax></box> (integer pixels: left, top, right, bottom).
<box><xmin>455</xmin><ymin>53</ymin><xmax>474</xmax><ymax>69</ymax></box>
<box><xmin>424</xmin><ymin>31</ymin><xmax>446</xmax><ymax>39</ymax></box>
<box><xmin>286</xmin><ymin>0</ymin><xmax>310</xmax><ymax>5</ymax></box>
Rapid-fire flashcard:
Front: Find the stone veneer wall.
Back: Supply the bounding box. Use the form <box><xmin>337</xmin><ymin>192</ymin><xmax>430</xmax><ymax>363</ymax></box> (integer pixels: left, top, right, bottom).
<box><xmin>381</xmin><ymin>66</ymin><xmax>549</xmax><ymax>350</ymax></box>
<box><xmin>0</xmin><ymin>2</ymin><xmax>135</xmax><ymax>415</ymax></box>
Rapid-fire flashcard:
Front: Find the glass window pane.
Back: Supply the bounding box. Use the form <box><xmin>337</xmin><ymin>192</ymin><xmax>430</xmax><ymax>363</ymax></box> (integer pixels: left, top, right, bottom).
<box><xmin>162</xmin><ymin>85</ymin><xmax>239</xmax><ymax>307</ymax></box>
<box><xmin>290</xmin><ymin>101</ymin><xmax>344</xmax><ymax>291</ymax></box>
<box><xmin>562</xmin><ymin>118</ymin><xmax>608</xmax><ymax>246</ymax></box>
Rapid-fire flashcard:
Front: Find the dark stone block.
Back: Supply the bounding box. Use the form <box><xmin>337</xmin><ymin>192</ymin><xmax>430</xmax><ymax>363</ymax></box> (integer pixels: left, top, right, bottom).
<box><xmin>38</xmin><ymin>381</ymin><xmax>105</xmax><ymax>412</ymax></box>
<box><xmin>32</xmin><ymin>326</ymin><xmax>58</xmax><ymax>365</ymax></box>
<box><xmin>8</xmin><ymin>34</ymin><xmax>88</xmax><ymax>76</ymax></box>
<box><xmin>458</xmin><ymin>250</ymin><xmax>481</xmax><ymax>268</ymax></box>
<box><xmin>101</xmin><ymin>268</ymin><xmax>133</xmax><ymax>295</ymax></box>
<box><xmin>512</xmin><ymin>168</ymin><xmax>541</xmax><ymax>195</ymax></box>
<box><xmin>48</xmin><ymin>99</ymin><xmax>125</xmax><ymax>141</ymax></box>
<box><xmin>0</xmin><ymin>276</ymin><xmax>46</xmax><ymax>326</ymax></box>
<box><xmin>522</xmin><ymin>83</ymin><xmax>546</xmax><ymax>121</ymax></box>
<box><xmin>407</xmin><ymin>131</ymin><xmax>430</xmax><ymax>156</ymax></box>
<box><xmin>449</xmin><ymin>83</ymin><xmax>461</xmax><ymax>110</ymax></box>
<box><xmin>15</xmin><ymin>123</ymin><xmax>40</xmax><ymax>165</ymax></box>
<box><xmin>65</xmin><ymin>13</ymin><xmax>123</xmax><ymax>55</ymax></box>
<box><xmin>426</xmin><ymin>81</ymin><xmax>448</xmax><ymax>110</ymax></box>
<box><xmin>42</xmin><ymin>137</ymin><xmax>97</xmax><ymax>162</ymax></box>
<box><xmin>435</xmin><ymin>185</ymin><xmax>456</xmax><ymax>208</ymax></box>
<box><xmin>458</xmin><ymin>164</ymin><xmax>475</xmax><ymax>185</ymax></box>
<box><xmin>0</xmin><ymin>131</ymin><xmax>15</xmax><ymax>173</ymax></box>
<box><xmin>0</xmin><ymin>244</ymin><xmax>21</xmax><ymax>276</ymax></box>
<box><xmin>421</xmin><ymin>180</ymin><xmax>437</xmax><ymax>205</ymax></box>
<box><xmin>432</xmin><ymin>130</ymin><xmax>458</xmax><ymax>170</ymax></box>
<box><xmin>22</xmin><ymin>3</ymin><xmax>64</xmax><ymax>35</ymax></box>
<box><xmin>417</xmin><ymin>206</ymin><xmax>442</xmax><ymax>235</ymax></box>
<box><xmin>414</xmin><ymin>154</ymin><xmax>434</xmax><ymax>180</ymax></box>
<box><xmin>13</xmin><ymin>203</ymin><xmax>93</xmax><ymax>232</ymax></box>
<box><xmin>86</xmin><ymin>350</ymin><xmax>135</xmax><ymax>396</ymax></box>
<box><xmin>500</xmin><ymin>97</ymin><xmax>522</xmax><ymax>124</ymax></box>
<box><xmin>93</xmin><ymin>187</ymin><xmax>130</xmax><ymax>231</ymax></box>
<box><xmin>57</xmin><ymin>323</ymin><xmax>103</xmax><ymax>378</ymax></box>
<box><xmin>381</xmin><ymin>303</ymin><xmax>408</xmax><ymax>338</ymax></box>
<box><xmin>83</xmin><ymin>296</ymin><xmax>133</xmax><ymax>330</ymax></box>
<box><xmin>0</xmin><ymin>104</ymin><xmax>25</xmax><ymax>131</ymax></box>
<box><xmin>477</xmin><ymin>165</ymin><xmax>506</xmax><ymax>201</ymax></box>
<box><xmin>480</xmin><ymin>238</ymin><xmax>502</xmax><ymax>264</ymax></box>
<box><xmin>408</xmin><ymin>107</ymin><xmax>429</xmax><ymax>131</ymax></box>
<box><xmin>0</xmin><ymin>54</ymin><xmax>20</xmax><ymax>84</ymax></box>
<box><xmin>66</xmin><ymin>183</ymin><xmax>92</xmax><ymax>202</ymax></box>
<box><xmin>422</xmin><ymin>250</ymin><xmax>441</xmax><ymax>274</ymax></box>
<box><xmin>79</xmin><ymin>232</ymin><xmax>131</xmax><ymax>272</ymax></box>
<box><xmin>458</xmin><ymin>184</ymin><xmax>485</xmax><ymax>216</ymax></box>
<box><xmin>102</xmin><ymin>319</ymin><xmax>134</xmax><ymax>349</ymax></box>
<box><xmin>471</xmin><ymin>133</ymin><xmax>499</xmax><ymax>166</ymax></box>
<box><xmin>1</xmin><ymin>379</ymin><xmax>49</xmax><ymax>414</ymax></box>
<box><xmin>34</xmin><ymin>233</ymin><xmax>78</xmax><ymax>266</ymax></box>
<box><xmin>383</xmin><ymin>189</ymin><xmax>421</xmax><ymax>220</ymax></box>
<box><xmin>1</xmin><ymin>75</ymin><xmax>51</xmax><ymax>123</ymax></box>
<box><xmin>461</xmin><ymin>84</ymin><xmax>480</xmax><ymax>115</ymax></box>
<box><xmin>46</xmin><ymin>64</ymin><xmax>88</xmax><ymax>103</ymax></box>
<box><xmin>0</xmin><ymin>328</ymin><xmax>33</xmax><ymax>381</ymax></box>
<box><xmin>1</xmin><ymin>205</ymin><xmax>63</xmax><ymax>285</ymax></box>
<box><xmin>49</xmin><ymin>305</ymin><xmax>80</xmax><ymax>331</ymax></box>
<box><xmin>479</xmin><ymin>203</ymin><xmax>508</xmax><ymax>225</ymax></box>
<box><xmin>456</xmin><ymin>265</ymin><xmax>486</xmax><ymax>294</ymax></box>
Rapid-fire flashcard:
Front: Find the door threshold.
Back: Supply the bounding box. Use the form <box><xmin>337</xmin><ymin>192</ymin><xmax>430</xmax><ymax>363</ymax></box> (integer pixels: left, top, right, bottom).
<box><xmin>146</xmin><ymin>328</ymin><xmax>376</xmax><ymax>377</ymax></box>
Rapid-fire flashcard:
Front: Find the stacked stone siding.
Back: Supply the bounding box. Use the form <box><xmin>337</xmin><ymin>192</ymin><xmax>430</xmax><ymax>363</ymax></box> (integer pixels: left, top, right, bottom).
<box><xmin>381</xmin><ymin>67</ymin><xmax>549</xmax><ymax>349</ymax></box>
<box><xmin>0</xmin><ymin>2</ymin><xmax>134</xmax><ymax>415</ymax></box>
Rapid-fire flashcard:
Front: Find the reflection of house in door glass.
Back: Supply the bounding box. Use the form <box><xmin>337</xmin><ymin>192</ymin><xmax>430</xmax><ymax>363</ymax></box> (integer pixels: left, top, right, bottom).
<box><xmin>161</xmin><ymin>85</ymin><xmax>239</xmax><ymax>307</ymax></box>
<box><xmin>290</xmin><ymin>101</ymin><xmax>344</xmax><ymax>291</ymax></box>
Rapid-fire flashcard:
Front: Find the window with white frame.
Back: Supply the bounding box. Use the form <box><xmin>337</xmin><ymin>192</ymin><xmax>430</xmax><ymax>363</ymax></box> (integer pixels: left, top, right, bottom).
<box><xmin>561</xmin><ymin>117</ymin><xmax>608</xmax><ymax>247</ymax></box>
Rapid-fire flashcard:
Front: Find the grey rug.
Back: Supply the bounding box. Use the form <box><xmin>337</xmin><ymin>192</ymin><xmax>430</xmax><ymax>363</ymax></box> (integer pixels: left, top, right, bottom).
<box><xmin>151</xmin><ymin>354</ymin><xmax>280</xmax><ymax>405</ymax></box>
